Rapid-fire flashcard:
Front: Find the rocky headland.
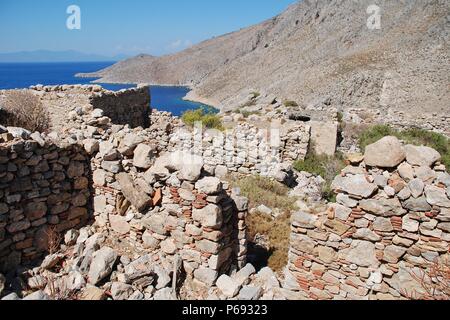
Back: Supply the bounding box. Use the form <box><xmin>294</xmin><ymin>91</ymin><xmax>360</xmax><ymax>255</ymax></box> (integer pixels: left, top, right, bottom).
<box><xmin>78</xmin><ymin>0</ymin><xmax>449</xmax><ymax>121</ymax></box>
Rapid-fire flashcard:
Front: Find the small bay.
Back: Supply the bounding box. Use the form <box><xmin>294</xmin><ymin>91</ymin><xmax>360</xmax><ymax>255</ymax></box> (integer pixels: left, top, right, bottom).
<box><xmin>0</xmin><ymin>61</ymin><xmax>216</xmax><ymax>117</ymax></box>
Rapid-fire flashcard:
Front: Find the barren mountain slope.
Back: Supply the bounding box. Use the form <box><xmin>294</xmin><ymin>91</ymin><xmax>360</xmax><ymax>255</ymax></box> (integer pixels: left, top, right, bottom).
<box><xmin>79</xmin><ymin>0</ymin><xmax>450</xmax><ymax>115</ymax></box>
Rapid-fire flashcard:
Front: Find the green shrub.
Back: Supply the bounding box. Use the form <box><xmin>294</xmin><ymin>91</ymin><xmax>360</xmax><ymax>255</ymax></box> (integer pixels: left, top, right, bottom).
<box><xmin>239</xmin><ymin>110</ymin><xmax>261</xmax><ymax>118</ymax></box>
<box><xmin>251</xmin><ymin>91</ymin><xmax>261</xmax><ymax>98</ymax></box>
<box><xmin>401</xmin><ymin>128</ymin><xmax>449</xmax><ymax>155</ymax></box>
<box><xmin>358</xmin><ymin>125</ymin><xmax>450</xmax><ymax>170</ymax></box>
<box><xmin>358</xmin><ymin>125</ymin><xmax>398</xmax><ymax>151</ymax></box>
<box><xmin>181</xmin><ymin>109</ymin><xmax>224</xmax><ymax>130</ymax></box>
<box><xmin>283</xmin><ymin>100</ymin><xmax>298</xmax><ymax>107</ymax></box>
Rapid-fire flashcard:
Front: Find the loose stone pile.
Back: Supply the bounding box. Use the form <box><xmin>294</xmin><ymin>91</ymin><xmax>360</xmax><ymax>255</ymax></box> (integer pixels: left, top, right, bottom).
<box><xmin>285</xmin><ymin>136</ymin><xmax>450</xmax><ymax>300</ymax></box>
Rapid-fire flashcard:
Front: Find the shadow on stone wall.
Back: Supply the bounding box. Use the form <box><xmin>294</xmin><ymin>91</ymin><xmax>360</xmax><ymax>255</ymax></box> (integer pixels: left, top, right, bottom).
<box><xmin>0</xmin><ymin>141</ymin><xmax>94</xmax><ymax>276</ymax></box>
<box><xmin>89</xmin><ymin>86</ymin><xmax>150</xmax><ymax>129</ymax></box>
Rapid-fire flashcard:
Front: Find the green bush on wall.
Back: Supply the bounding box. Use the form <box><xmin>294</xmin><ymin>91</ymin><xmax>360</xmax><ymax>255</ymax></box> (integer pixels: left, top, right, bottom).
<box><xmin>181</xmin><ymin>108</ymin><xmax>224</xmax><ymax>131</ymax></box>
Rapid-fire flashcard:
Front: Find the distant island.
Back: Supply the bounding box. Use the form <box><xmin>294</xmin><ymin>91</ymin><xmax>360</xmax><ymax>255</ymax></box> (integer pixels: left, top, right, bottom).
<box><xmin>0</xmin><ymin>50</ymin><xmax>129</xmax><ymax>63</ymax></box>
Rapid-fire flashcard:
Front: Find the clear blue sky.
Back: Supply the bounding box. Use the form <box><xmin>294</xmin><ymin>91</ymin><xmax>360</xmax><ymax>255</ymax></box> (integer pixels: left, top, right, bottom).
<box><xmin>0</xmin><ymin>0</ymin><xmax>297</xmax><ymax>57</ymax></box>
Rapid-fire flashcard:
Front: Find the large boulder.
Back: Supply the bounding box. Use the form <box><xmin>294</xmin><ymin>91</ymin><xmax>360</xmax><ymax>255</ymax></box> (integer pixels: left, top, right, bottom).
<box><xmin>169</xmin><ymin>151</ymin><xmax>204</xmax><ymax>181</ymax></box>
<box><xmin>216</xmin><ymin>275</ymin><xmax>241</xmax><ymax>298</ymax></box>
<box><xmin>116</xmin><ymin>172</ymin><xmax>152</xmax><ymax>212</ymax></box>
<box><xmin>310</xmin><ymin>121</ymin><xmax>338</xmax><ymax>156</ymax></box>
<box><xmin>233</xmin><ymin>263</ymin><xmax>256</xmax><ymax>286</ymax></box>
<box><xmin>238</xmin><ymin>285</ymin><xmax>263</xmax><ymax>300</ymax></box>
<box><xmin>148</xmin><ymin>151</ymin><xmax>204</xmax><ymax>181</ymax></box>
<box><xmin>99</xmin><ymin>141</ymin><xmax>119</xmax><ymax>161</ymax></box>
<box><xmin>408</xmin><ymin>178</ymin><xmax>425</xmax><ymax>198</ymax></box>
<box><xmin>111</xmin><ymin>282</ymin><xmax>134</xmax><ymax>300</ymax></box>
<box><xmin>124</xmin><ymin>255</ymin><xmax>155</xmax><ymax>282</ymax></box>
<box><xmin>353</xmin><ymin>228</ymin><xmax>381</xmax><ymax>242</ymax></box>
<box><xmin>360</xmin><ymin>198</ymin><xmax>406</xmax><ymax>216</ymax></box>
<box><xmin>364</xmin><ymin>136</ymin><xmax>406</xmax><ymax>168</ymax></box>
<box><xmin>80</xmin><ymin>287</ymin><xmax>106</xmax><ymax>300</ymax></box>
<box><xmin>193</xmin><ymin>268</ymin><xmax>218</xmax><ymax>286</ymax></box>
<box><xmin>383</xmin><ymin>245</ymin><xmax>407</xmax><ymax>263</ymax></box>
<box><xmin>402</xmin><ymin>195</ymin><xmax>432</xmax><ymax>212</ymax></box>
<box><xmin>83</xmin><ymin>139</ymin><xmax>99</xmax><ymax>155</ymax></box>
<box><xmin>384</xmin><ymin>263</ymin><xmax>428</xmax><ymax>297</ymax></box>
<box><xmin>331</xmin><ymin>174</ymin><xmax>378</xmax><ymax>198</ymax></box>
<box><xmin>405</xmin><ymin>145</ymin><xmax>441</xmax><ymax>167</ymax></box>
<box><xmin>23</xmin><ymin>290</ymin><xmax>51</xmax><ymax>300</ymax></box>
<box><xmin>109</xmin><ymin>215</ymin><xmax>131</xmax><ymax>235</ymax></box>
<box><xmin>133</xmin><ymin>144</ymin><xmax>156</xmax><ymax>169</ymax></box>
<box><xmin>118</xmin><ymin>133</ymin><xmax>145</xmax><ymax>156</ymax></box>
<box><xmin>87</xmin><ymin>247</ymin><xmax>118</xmax><ymax>285</ymax></box>
<box><xmin>7</xmin><ymin>127</ymin><xmax>31</xmax><ymax>139</ymax></box>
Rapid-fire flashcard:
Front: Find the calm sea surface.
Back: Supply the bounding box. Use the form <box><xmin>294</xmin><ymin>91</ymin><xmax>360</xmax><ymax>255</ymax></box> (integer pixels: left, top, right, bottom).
<box><xmin>0</xmin><ymin>61</ymin><xmax>215</xmax><ymax>116</ymax></box>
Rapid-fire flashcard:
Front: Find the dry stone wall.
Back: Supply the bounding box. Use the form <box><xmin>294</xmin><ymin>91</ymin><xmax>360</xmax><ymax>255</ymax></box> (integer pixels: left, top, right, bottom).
<box><xmin>0</xmin><ymin>103</ymin><xmax>249</xmax><ymax>292</ymax></box>
<box><xmin>11</xmin><ymin>84</ymin><xmax>152</xmax><ymax>132</ymax></box>
<box><xmin>89</xmin><ymin>85</ymin><xmax>150</xmax><ymax>129</ymax></box>
<box><xmin>168</xmin><ymin>121</ymin><xmax>310</xmax><ymax>182</ymax></box>
<box><xmin>91</xmin><ymin>149</ymin><xmax>249</xmax><ymax>280</ymax></box>
<box><xmin>0</xmin><ymin>138</ymin><xmax>91</xmax><ymax>273</ymax></box>
<box><xmin>285</xmin><ymin>136</ymin><xmax>450</xmax><ymax>300</ymax></box>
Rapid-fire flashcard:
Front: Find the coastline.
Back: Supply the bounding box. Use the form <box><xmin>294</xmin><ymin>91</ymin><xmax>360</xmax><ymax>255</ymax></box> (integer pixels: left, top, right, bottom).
<box><xmin>183</xmin><ymin>90</ymin><xmax>221</xmax><ymax>110</ymax></box>
<box><xmin>75</xmin><ymin>73</ymin><xmax>222</xmax><ymax>110</ymax></box>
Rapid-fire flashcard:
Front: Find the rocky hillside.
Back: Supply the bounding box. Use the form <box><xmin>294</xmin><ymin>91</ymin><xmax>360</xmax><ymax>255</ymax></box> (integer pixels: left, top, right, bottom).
<box><xmin>79</xmin><ymin>0</ymin><xmax>449</xmax><ymax>115</ymax></box>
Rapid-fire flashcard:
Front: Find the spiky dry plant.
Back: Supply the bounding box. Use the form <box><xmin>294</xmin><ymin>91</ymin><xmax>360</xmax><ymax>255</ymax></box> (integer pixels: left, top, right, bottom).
<box><xmin>2</xmin><ymin>90</ymin><xmax>50</xmax><ymax>132</ymax></box>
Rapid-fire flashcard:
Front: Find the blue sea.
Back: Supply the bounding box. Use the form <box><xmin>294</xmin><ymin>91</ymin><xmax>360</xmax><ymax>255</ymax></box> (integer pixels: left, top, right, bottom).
<box><xmin>0</xmin><ymin>61</ymin><xmax>215</xmax><ymax>117</ymax></box>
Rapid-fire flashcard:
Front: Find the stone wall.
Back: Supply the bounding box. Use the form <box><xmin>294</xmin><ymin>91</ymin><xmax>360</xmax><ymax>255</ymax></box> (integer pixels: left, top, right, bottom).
<box><xmin>0</xmin><ymin>138</ymin><xmax>91</xmax><ymax>273</ymax></box>
<box><xmin>284</xmin><ymin>137</ymin><xmax>450</xmax><ymax>300</ymax></box>
<box><xmin>90</xmin><ymin>147</ymin><xmax>249</xmax><ymax>280</ymax></box>
<box><xmin>1</xmin><ymin>103</ymin><xmax>248</xmax><ymax>288</ymax></box>
<box><xmin>3</xmin><ymin>84</ymin><xmax>152</xmax><ymax>132</ymax></box>
<box><xmin>68</xmin><ymin>104</ymin><xmax>249</xmax><ymax>280</ymax></box>
<box><xmin>168</xmin><ymin>121</ymin><xmax>310</xmax><ymax>182</ymax></box>
<box><xmin>339</xmin><ymin>107</ymin><xmax>450</xmax><ymax>153</ymax></box>
<box><xmin>89</xmin><ymin>86</ymin><xmax>150</xmax><ymax>129</ymax></box>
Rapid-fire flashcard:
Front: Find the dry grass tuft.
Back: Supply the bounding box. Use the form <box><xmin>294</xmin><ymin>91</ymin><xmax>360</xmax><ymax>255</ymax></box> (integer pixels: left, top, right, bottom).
<box><xmin>227</xmin><ymin>175</ymin><xmax>296</xmax><ymax>271</ymax></box>
<box><xmin>246</xmin><ymin>212</ymin><xmax>291</xmax><ymax>272</ymax></box>
<box><xmin>1</xmin><ymin>90</ymin><xmax>50</xmax><ymax>132</ymax></box>
<box><xmin>228</xmin><ymin>175</ymin><xmax>297</xmax><ymax>213</ymax></box>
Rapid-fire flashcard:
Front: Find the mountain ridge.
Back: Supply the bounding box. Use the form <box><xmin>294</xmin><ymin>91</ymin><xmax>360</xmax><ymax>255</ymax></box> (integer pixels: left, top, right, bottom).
<box><xmin>0</xmin><ymin>50</ymin><xmax>129</xmax><ymax>63</ymax></box>
<box><xmin>78</xmin><ymin>0</ymin><xmax>449</xmax><ymax>115</ymax></box>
